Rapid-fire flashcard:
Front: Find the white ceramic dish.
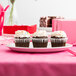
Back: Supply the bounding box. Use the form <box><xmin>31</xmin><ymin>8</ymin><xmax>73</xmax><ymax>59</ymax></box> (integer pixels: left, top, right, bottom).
<box><xmin>7</xmin><ymin>42</ymin><xmax>72</xmax><ymax>53</ymax></box>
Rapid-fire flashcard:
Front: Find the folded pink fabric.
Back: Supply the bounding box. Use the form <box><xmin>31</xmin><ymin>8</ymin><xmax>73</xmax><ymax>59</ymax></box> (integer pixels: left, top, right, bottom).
<box><xmin>68</xmin><ymin>47</ymin><xmax>76</xmax><ymax>56</ymax></box>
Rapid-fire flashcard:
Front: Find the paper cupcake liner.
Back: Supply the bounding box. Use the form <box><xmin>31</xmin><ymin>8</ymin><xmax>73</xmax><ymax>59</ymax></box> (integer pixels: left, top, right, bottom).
<box><xmin>14</xmin><ymin>38</ymin><xmax>30</xmax><ymax>43</ymax></box>
<box><xmin>51</xmin><ymin>38</ymin><xmax>68</xmax><ymax>42</ymax></box>
<box><xmin>51</xmin><ymin>37</ymin><xmax>68</xmax><ymax>47</ymax></box>
<box><xmin>14</xmin><ymin>38</ymin><xmax>30</xmax><ymax>47</ymax></box>
<box><xmin>32</xmin><ymin>38</ymin><xmax>48</xmax><ymax>47</ymax></box>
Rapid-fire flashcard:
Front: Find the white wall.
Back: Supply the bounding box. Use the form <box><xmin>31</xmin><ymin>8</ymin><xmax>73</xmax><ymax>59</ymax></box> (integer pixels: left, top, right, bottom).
<box><xmin>0</xmin><ymin>0</ymin><xmax>76</xmax><ymax>26</ymax></box>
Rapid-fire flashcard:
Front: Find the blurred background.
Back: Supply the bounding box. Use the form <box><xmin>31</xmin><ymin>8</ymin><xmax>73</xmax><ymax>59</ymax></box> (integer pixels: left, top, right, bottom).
<box><xmin>0</xmin><ymin>0</ymin><xmax>76</xmax><ymax>26</ymax></box>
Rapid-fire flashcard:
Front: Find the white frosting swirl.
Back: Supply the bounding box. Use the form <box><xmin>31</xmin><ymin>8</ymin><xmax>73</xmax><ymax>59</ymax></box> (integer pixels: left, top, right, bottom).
<box><xmin>32</xmin><ymin>30</ymin><xmax>48</xmax><ymax>37</ymax></box>
<box><xmin>14</xmin><ymin>30</ymin><xmax>30</xmax><ymax>37</ymax></box>
<box><xmin>51</xmin><ymin>31</ymin><xmax>67</xmax><ymax>37</ymax></box>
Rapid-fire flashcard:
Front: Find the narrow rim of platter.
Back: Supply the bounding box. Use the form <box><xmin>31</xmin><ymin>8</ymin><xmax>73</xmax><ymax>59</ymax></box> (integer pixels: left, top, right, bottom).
<box><xmin>6</xmin><ymin>42</ymin><xmax>72</xmax><ymax>53</ymax></box>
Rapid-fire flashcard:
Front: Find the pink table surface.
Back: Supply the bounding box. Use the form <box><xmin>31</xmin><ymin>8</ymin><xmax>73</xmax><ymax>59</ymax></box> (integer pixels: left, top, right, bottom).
<box><xmin>0</xmin><ymin>46</ymin><xmax>76</xmax><ymax>76</ymax></box>
<box><xmin>0</xmin><ymin>37</ymin><xmax>76</xmax><ymax>76</ymax></box>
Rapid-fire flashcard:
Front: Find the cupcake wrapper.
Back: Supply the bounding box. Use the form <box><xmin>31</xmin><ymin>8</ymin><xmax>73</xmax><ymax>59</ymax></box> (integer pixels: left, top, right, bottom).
<box><xmin>51</xmin><ymin>38</ymin><xmax>68</xmax><ymax>47</ymax></box>
<box><xmin>14</xmin><ymin>38</ymin><xmax>30</xmax><ymax>47</ymax></box>
<box><xmin>14</xmin><ymin>38</ymin><xmax>30</xmax><ymax>43</ymax></box>
<box><xmin>32</xmin><ymin>38</ymin><xmax>48</xmax><ymax>42</ymax></box>
<box><xmin>32</xmin><ymin>38</ymin><xmax>48</xmax><ymax>47</ymax></box>
<box><xmin>51</xmin><ymin>38</ymin><xmax>67</xmax><ymax>43</ymax></box>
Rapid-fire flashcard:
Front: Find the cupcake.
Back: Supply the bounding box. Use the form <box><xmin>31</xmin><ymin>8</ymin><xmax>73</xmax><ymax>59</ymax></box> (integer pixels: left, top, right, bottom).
<box><xmin>51</xmin><ymin>31</ymin><xmax>68</xmax><ymax>47</ymax></box>
<box><xmin>32</xmin><ymin>30</ymin><xmax>48</xmax><ymax>48</ymax></box>
<box><xmin>14</xmin><ymin>30</ymin><xmax>30</xmax><ymax>47</ymax></box>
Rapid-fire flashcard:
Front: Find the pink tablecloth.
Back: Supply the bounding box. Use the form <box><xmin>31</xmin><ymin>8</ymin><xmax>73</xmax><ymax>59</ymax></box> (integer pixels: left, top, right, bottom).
<box><xmin>0</xmin><ymin>44</ymin><xmax>76</xmax><ymax>76</ymax></box>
